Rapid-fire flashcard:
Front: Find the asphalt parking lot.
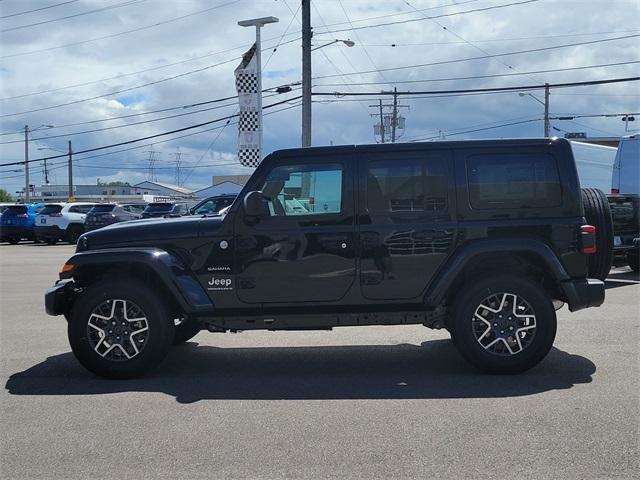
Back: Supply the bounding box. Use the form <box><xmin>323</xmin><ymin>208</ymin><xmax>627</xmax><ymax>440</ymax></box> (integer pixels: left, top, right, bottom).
<box><xmin>0</xmin><ymin>243</ymin><xmax>638</xmax><ymax>479</ymax></box>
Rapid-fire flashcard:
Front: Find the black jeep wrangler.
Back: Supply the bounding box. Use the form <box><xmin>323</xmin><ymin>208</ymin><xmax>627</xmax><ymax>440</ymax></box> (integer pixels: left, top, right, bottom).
<box><xmin>45</xmin><ymin>138</ymin><xmax>605</xmax><ymax>378</ymax></box>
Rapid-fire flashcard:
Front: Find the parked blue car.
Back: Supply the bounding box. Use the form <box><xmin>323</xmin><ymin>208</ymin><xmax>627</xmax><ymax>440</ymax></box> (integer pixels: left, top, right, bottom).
<box><xmin>0</xmin><ymin>203</ymin><xmax>46</xmax><ymax>244</ymax></box>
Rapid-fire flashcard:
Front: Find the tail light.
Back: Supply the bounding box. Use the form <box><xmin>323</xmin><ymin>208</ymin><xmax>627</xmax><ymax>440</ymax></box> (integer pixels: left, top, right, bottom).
<box><xmin>611</xmin><ymin>188</ymin><xmax>620</xmax><ymax>194</ymax></box>
<box><xmin>580</xmin><ymin>225</ymin><xmax>597</xmax><ymax>254</ymax></box>
<box><xmin>50</xmin><ymin>212</ymin><xmax>63</xmax><ymax>217</ymax></box>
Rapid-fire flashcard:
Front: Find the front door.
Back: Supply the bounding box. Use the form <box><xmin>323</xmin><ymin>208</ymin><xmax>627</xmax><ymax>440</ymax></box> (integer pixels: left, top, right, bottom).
<box><xmin>234</xmin><ymin>158</ymin><xmax>356</xmax><ymax>304</ymax></box>
<box><xmin>358</xmin><ymin>150</ymin><xmax>457</xmax><ymax>300</ymax></box>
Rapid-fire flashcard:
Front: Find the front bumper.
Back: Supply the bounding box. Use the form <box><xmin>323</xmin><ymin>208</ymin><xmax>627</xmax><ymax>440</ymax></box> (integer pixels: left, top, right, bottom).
<box><xmin>45</xmin><ymin>279</ymin><xmax>79</xmax><ymax>316</ymax></box>
<box><xmin>34</xmin><ymin>225</ymin><xmax>64</xmax><ymax>239</ymax></box>
<box><xmin>561</xmin><ymin>278</ymin><xmax>605</xmax><ymax>312</ymax></box>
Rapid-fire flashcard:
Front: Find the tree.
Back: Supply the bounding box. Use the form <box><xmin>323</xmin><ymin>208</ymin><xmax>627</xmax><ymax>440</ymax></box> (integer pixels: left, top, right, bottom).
<box><xmin>0</xmin><ymin>188</ymin><xmax>13</xmax><ymax>202</ymax></box>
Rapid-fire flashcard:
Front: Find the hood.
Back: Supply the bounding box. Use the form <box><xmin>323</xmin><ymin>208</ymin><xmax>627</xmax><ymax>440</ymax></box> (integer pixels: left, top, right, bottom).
<box><xmin>80</xmin><ymin>215</ymin><xmax>225</xmax><ymax>250</ymax></box>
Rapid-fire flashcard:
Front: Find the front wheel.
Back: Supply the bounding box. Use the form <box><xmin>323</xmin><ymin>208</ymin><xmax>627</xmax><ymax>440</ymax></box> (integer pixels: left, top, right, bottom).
<box><xmin>449</xmin><ymin>275</ymin><xmax>557</xmax><ymax>374</ymax></box>
<box><xmin>68</xmin><ymin>279</ymin><xmax>174</xmax><ymax>379</ymax></box>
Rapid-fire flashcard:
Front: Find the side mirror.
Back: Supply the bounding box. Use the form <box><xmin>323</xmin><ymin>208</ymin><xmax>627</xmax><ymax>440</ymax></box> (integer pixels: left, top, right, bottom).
<box><xmin>243</xmin><ymin>191</ymin><xmax>269</xmax><ymax>217</ymax></box>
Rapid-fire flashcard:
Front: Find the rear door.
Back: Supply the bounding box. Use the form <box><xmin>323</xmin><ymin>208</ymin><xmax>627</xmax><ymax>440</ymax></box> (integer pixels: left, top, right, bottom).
<box><xmin>234</xmin><ymin>157</ymin><xmax>357</xmax><ymax>304</ymax></box>
<box><xmin>358</xmin><ymin>149</ymin><xmax>457</xmax><ymax>300</ymax></box>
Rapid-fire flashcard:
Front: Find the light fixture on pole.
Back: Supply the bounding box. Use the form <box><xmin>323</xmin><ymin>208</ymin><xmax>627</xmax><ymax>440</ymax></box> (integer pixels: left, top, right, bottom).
<box><xmin>311</xmin><ymin>39</ymin><xmax>355</xmax><ymax>51</ymax></box>
<box><xmin>24</xmin><ymin>124</ymin><xmax>54</xmax><ymax>202</ymax></box>
<box><xmin>237</xmin><ymin>16</ymin><xmax>278</xmax><ymax>166</ymax></box>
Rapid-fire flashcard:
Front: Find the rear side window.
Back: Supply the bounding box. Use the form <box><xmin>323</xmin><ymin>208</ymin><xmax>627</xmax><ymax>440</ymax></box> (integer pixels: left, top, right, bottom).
<box><xmin>91</xmin><ymin>204</ymin><xmax>116</xmax><ymax>213</ymax></box>
<box><xmin>145</xmin><ymin>203</ymin><xmax>172</xmax><ymax>212</ymax></box>
<box><xmin>366</xmin><ymin>157</ymin><xmax>449</xmax><ymax>221</ymax></box>
<box><xmin>467</xmin><ymin>153</ymin><xmax>561</xmax><ymax>209</ymax></box>
<box><xmin>69</xmin><ymin>205</ymin><xmax>94</xmax><ymax>214</ymax></box>
<box><xmin>40</xmin><ymin>205</ymin><xmax>63</xmax><ymax>215</ymax></box>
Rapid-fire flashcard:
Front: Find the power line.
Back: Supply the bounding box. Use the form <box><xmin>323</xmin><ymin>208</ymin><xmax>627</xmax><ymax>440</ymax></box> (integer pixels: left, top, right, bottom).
<box><xmin>313</xmin><ymin>33</ymin><xmax>640</xmax><ymax>79</ymax></box>
<box><xmin>0</xmin><ymin>0</ymin><xmax>146</xmax><ymax>33</ymax></box>
<box><xmin>0</xmin><ymin>0</ymin><xmax>79</xmax><ymax>19</ymax></box>
<box><xmin>0</xmin><ymin>97</ymin><xmax>303</xmax><ymax>167</ymax></box>
<box><xmin>0</xmin><ymin>91</ymin><xmax>293</xmax><ymax>144</ymax></box>
<box><xmin>0</xmin><ymin>0</ymin><xmax>243</xmax><ymax>59</ymax></box>
<box><xmin>313</xmin><ymin>60</ymin><xmax>640</xmax><ymax>87</ymax></box>
<box><xmin>313</xmin><ymin>77</ymin><xmax>640</xmax><ymax>97</ymax></box>
<box><xmin>313</xmin><ymin>0</ymin><xmax>542</xmax><ymax>35</ymax></box>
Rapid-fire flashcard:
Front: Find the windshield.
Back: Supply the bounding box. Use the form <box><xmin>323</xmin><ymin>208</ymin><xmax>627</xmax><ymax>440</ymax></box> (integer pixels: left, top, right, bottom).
<box><xmin>40</xmin><ymin>205</ymin><xmax>63</xmax><ymax>215</ymax></box>
<box><xmin>90</xmin><ymin>204</ymin><xmax>116</xmax><ymax>213</ymax></box>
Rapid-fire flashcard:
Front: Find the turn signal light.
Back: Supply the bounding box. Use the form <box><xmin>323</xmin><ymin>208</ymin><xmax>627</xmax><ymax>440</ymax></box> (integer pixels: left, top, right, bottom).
<box><xmin>61</xmin><ymin>263</ymin><xmax>74</xmax><ymax>273</ymax></box>
<box><xmin>580</xmin><ymin>225</ymin><xmax>597</xmax><ymax>254</ymax></box>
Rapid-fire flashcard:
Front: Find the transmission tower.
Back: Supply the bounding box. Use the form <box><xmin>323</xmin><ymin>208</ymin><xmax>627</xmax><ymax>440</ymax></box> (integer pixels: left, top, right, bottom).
<box><xmin>144</xmin><ymin>147</ymin><xmax>159</xmax><ymax>182</ymax></box>
<box><xmin>169</xmin><ymin>147</ymin><xmax>190</xmax><ymax>186</ymax></box>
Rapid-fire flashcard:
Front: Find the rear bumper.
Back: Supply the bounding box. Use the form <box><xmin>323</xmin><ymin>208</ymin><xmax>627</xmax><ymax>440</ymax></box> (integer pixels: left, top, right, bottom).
<box><xmin>45</xmin><ymin>279</ymin><xmax>78</xmax><ymax>316</ymax></box>
<box><xmin>0</xmin><ymin>225</ymin><xmax>33</xmax><ymax>239</ymax></box>
<box><xmin>613</xmin><ymin>233</ymin><xmax>639</xmax><ymax>253</ymax></box>
<box><xmin>561</xmin><ymin>278</ymin><xmax>605</xmax><ymax>312</ymax></box>
<box><xmin>34</xmin><ymin>225</ymin><xmax>64</xmax><ymax>238</ymax></box>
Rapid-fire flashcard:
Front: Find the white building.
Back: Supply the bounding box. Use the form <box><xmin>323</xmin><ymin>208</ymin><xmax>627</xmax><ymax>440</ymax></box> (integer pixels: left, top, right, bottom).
<box><xmin>194</xmin><ymin>175</ymin><xmax>251</xmax><ymax>199</ymax></box>
<box><xmin>133</xmin><ymin>181</ymin><xmax>195</xmax><ymax>199</ymax></box>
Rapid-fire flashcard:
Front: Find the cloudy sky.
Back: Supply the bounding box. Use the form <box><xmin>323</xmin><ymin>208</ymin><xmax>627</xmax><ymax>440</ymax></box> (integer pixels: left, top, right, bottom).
<box><xmin>0</xmin><ymin>0</ymin><xmax>638</xmax><ymax>195</ymax></box>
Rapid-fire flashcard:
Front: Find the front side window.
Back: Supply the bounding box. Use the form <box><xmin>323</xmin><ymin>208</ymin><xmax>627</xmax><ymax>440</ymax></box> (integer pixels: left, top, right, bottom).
<box><xmin>467</xmin><ymin>153</ymin><xmax>561</xmax><ymax>209</ymax></box>
<box><xmin>366</xmin><ymin>157</ymin><xmax>448</xmax><ymax>221</ymax></box>
<box><xmin>261</xmin><ymin>163</ymin><xmax>343</xmax><ymax>216</ymax></box>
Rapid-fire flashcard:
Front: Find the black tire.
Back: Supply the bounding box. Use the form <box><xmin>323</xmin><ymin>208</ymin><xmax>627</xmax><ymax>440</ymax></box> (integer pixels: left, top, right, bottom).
<box><xmin>581</xmin><ymin>188</ymin><xmax>613</xmax><ymax>280</ymax></box>
<box><xmin>66</xmin><ymin>225</ymin><xmax>83</xmax><ymax>244</ymax></box>
<box><xmin>628</xmin><ymin>250</ymin><xmax>639</xmax><ymax>272</ymax></box>
<box><xmin>449</xmin><ymin>274</ymin><xmax>557</xmax><ymax>374</ymax></box>
<box><xmin>7</xmin><ymin>237</ymin><xmax>19</xmax><ymax>245</ymax></box>
<box><xmin>45</xmin><ymin>238</ymin><xmax>57</xmax><ymax>245</ymax></box>
<box><xmin>173</xmin><ymin>318</ymin><xmax>202</xmax><ymax>345</ymax></box>
<box><xmin>68</xmin><ymin>278</ymin><xmax>174</xmax><ymax>379</ymax></box>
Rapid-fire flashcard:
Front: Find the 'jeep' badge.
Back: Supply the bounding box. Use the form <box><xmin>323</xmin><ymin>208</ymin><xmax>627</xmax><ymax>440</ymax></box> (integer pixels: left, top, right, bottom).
<box><xmin>207</xmin><ymin>277</ymin><xmax>233</xmax><ymax>291</ymax></box>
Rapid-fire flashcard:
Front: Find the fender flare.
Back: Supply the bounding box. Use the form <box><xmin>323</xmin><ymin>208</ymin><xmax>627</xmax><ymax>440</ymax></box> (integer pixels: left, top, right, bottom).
<box><xmin>65</xmin><ymin>247</ymin><xmax>212</xmax><ymax>313</ymax></box>
<box><xmin>423</xmin><ymin>238</ymin><xmax>571</xmax><ymax>306</ymax></box>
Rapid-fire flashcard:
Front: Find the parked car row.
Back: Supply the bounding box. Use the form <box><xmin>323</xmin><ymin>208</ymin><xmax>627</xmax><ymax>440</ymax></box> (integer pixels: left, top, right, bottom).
<box><xmin>0</xmin><ymin>194</ymin><xmax>237</xmax><ymax>245</ymax></box>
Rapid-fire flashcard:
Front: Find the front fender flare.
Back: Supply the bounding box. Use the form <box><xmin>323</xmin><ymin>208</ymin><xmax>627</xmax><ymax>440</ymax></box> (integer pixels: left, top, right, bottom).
<box><xmin>64</xmin><ymin>247</ymin><xmax>212</xmax><ymax>313</ymax></box>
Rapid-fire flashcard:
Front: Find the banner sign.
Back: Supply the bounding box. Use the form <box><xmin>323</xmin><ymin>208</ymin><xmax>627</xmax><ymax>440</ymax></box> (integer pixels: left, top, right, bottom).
<box><xmin>235</xmin><ymin>43</ymin><xmax>261</xmax><ymax>168</ymax></box>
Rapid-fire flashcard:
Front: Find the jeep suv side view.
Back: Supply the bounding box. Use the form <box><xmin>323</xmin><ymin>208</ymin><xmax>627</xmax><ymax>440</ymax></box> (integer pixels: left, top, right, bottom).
<box><xmin>45</xmin><ymin>139</ymin><xmax>605</xmax><ymax>379</ymax></box>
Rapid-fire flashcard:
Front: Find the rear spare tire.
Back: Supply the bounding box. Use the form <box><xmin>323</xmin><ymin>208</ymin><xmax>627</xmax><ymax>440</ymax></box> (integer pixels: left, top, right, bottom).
<box><xmin>581</xmin><ymin>188</ymin><xmax>613</xmax><ymax>280</ymax></box>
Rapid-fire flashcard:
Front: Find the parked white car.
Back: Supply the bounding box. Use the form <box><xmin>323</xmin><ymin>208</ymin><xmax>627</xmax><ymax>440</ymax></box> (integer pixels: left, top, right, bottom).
<box><xmin>34</xmin><ymin>202</ymin><xmax>95</xmax><ymax>244</ymax></box>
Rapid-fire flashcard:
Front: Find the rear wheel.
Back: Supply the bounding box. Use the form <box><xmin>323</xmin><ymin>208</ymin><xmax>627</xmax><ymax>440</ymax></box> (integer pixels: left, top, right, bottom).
<box><xmin>7</xmin><ymin>237</ymin><xmax>19</xmax><ymax>245</ymax></box>
<box><xmin>66</xmin><ymin>225</ymin><xmax>83</xmax><ymax>244</ymax></box>
<box><xmin>449</xmin><ymin>275</ymin><xmax>557</xmax><ymax>374</ymax></box>
<box><xmin>68</xmin><ymin>279</ymin><xmax>174</xmax><ymax>379</ymax></box>
<box><xmin>45</xmin><ymin>238</ymin><xmax>57</xmax><ymax>245</ymax></box>
<box><xmin>581</xmin><ymin>188</ymin><xmax>613</xmax><ymax>280</ymax></box>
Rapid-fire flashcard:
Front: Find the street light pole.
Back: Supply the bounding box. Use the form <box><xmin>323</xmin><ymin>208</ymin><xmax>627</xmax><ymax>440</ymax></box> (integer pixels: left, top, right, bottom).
<box><xmin>24</xmin><ymin>125</ymin><xmax>29</xmax><ymax>203</ymax></box>
<box><xmin>302</xmin><ymin>0</ymin><xmax>311</xmax><ymax>147</ymax></box>
<box><xmin>544</xmin><ymin>83</ymin><xmax>550</xmax><ymax>137</ymax></box>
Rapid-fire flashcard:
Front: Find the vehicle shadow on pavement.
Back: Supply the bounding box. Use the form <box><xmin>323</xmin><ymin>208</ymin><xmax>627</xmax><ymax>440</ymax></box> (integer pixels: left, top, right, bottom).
<box><xmin>605</xmin><ymin>269</ymin><xmax>639</xmax><ymax>290</ymax></box>
<box><xmin>5</xmin><ymin>340</ymin><xmax>595</xmax><ymax>404</ymax></box>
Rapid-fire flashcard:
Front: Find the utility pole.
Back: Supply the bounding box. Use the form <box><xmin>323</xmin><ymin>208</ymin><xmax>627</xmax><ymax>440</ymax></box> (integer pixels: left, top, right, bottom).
<box><xmin>301</xmin><ymin>0</ymin><xmax>312</xmax><ymax>147</ymax></box>
<box><xmin>43</xmin><ymin>156</ymin><xmax>50</xmax><ymax>185</ymax></box>
<box><xmin>145</xmin><ymin>147</ymin><xmax>158</xmax><ymax>182</ymax></box>
<box><xmin>544</xmin><ymin>83</ymin><xmax>550</xmax><ymax>137</ymax></box>
<box><xmin>170</xmin><ymin>147</ymin><xmax>189</xmax><ymax>186</ymax></box>
<box><xmin>372</xmin><ymin>91</ymin><xmax>409</xmax><ymax>143</ymax></box>
<box><xmin>24</xmin><ymin>125</ymin><xmax>30</xmax><ymax>203</ymax></box>
<box><xmin>67</xmin><ymin>140</ymin><xmax>74</xmax><ymax>201</ymax></box>
<box><xmin>391</xmin><ymin>87</ymin><xmax>399</xmax><ymax>143</ymax></box>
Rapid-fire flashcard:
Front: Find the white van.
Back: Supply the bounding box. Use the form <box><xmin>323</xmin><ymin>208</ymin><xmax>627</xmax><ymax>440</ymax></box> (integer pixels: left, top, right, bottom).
<box><xmin>611</xmin><ymin>136</ymin><xmax>639</xmax><ymax>194</ymax></box>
